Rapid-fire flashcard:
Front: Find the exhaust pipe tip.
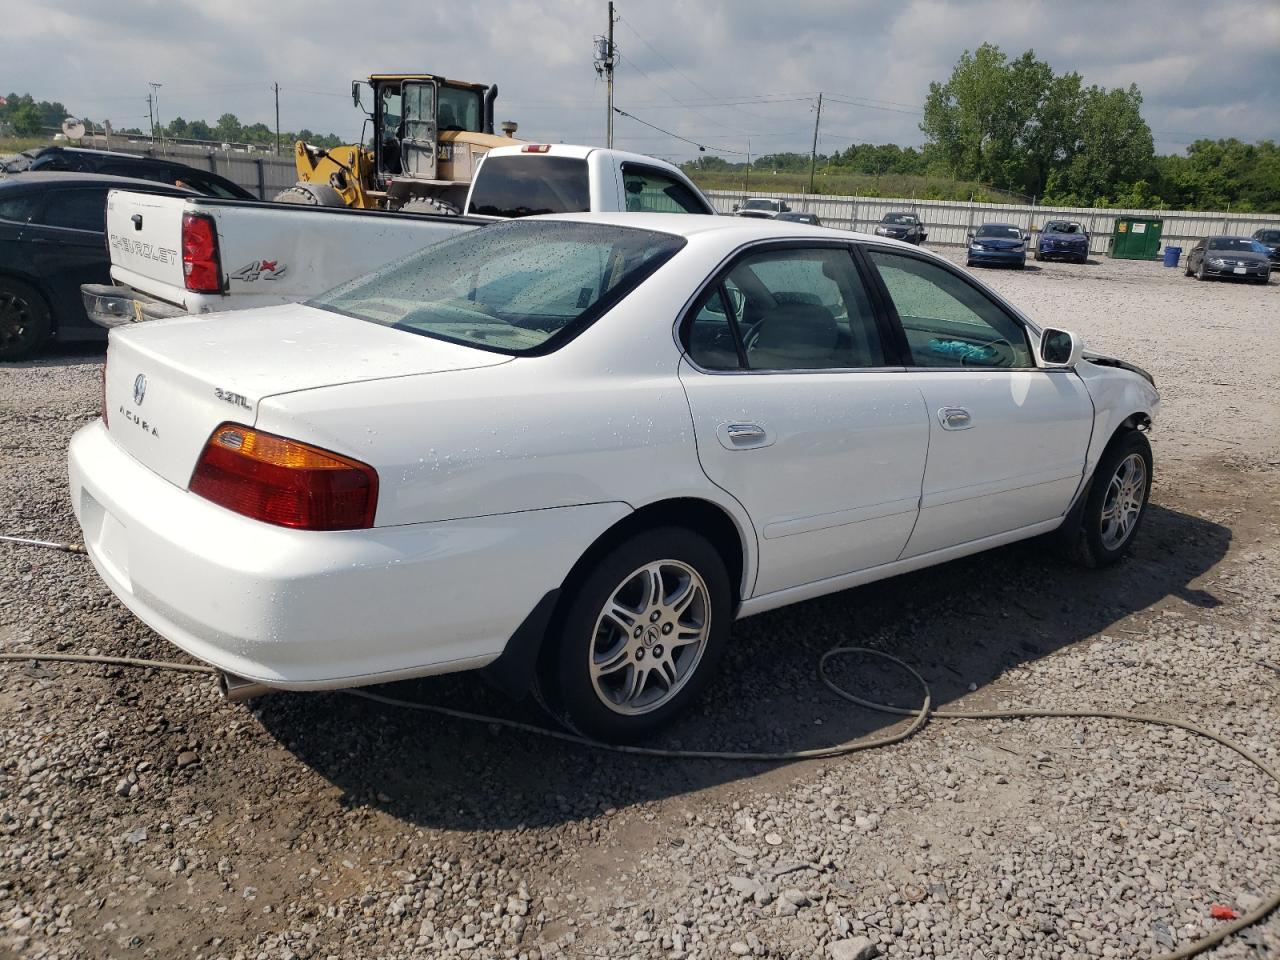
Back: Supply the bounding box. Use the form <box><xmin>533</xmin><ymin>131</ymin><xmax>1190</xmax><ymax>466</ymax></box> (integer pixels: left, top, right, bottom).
<box><xmin>218</xmin><ymin>671</ymin><xmax>276</xmax><ymax>703</ymax></box>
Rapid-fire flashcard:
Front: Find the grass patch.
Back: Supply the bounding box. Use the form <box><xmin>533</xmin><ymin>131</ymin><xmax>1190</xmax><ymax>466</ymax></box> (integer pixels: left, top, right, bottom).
<box><xmin>0</xmin><ymin>136</ymin><xmax>59</xmax><ymax>155</ymax></box>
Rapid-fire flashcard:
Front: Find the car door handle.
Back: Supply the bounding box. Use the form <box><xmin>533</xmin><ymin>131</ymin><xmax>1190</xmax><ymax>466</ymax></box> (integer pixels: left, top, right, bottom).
<box><xmin>718</xmin><ymin>422</ymin><xmax>772</xmax><ymax>450</ymax></box>
<box><xmin>937</xmin><ymin>407</ymin><xmax>973</xmax><ymax>430</ymax></box>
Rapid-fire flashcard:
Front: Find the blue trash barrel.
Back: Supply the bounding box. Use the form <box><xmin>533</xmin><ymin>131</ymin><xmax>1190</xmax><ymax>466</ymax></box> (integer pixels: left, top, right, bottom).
<box><xmin>1162</xmin><ymin>245</ymin><xmax>1182</xmax><ymax>267</ymax></box>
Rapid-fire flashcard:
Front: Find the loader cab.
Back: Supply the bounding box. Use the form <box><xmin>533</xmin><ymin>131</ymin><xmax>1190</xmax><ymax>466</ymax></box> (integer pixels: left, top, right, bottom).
<box><xmin>366</xmin><ymin>75</ymin><xmax>488</xmax><ymax>187</ymax></box>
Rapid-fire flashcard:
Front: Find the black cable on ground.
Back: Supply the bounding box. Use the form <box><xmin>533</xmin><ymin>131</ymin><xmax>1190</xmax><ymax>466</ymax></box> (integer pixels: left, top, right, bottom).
<box><xmin>0</xmin><ymin>646</ymin><xmax>1274</xmax><ymax>959</ymax></box>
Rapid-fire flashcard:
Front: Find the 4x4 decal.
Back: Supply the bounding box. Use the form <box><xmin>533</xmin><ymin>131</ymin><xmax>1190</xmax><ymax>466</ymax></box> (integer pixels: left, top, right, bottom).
<box><xmin>230</xmin><ymin>260</ymin><xmax>288</xmax><ymax>282</ymax></box>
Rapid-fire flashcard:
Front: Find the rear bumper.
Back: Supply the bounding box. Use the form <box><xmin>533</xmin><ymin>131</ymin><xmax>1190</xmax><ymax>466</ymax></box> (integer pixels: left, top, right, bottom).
<box><xmin>68</xmin><ymin>420</ymin><xmax>628</xmax><ymax>690</ymax></box>
<box><xmin>81</xmin><ymin>283</ymin><xmax>186</xmax><ymax>329</ymax></box>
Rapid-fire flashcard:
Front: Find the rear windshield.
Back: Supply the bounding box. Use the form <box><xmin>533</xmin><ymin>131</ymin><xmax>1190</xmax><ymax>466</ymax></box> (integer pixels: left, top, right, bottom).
<box><xmin>467</xmin><ymin>155</ymin><xmax>590</xmax><ymax>218</ymax></box>
<box><xmin>742</xmin><ymin>199</ymin><xmax>777</xmax><ymax>211</ymax></box>
<box><xmin>311</xmin><ymin>220</ymin><xmax>686</xmax><ymax>355</ymax></box>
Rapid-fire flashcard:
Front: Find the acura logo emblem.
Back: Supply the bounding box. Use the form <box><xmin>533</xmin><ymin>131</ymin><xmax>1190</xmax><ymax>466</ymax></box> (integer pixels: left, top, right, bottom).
<box><xmin>133</xmin><ymin>374</ymin><xmax>147</xmax><ymax>406</ymax></box>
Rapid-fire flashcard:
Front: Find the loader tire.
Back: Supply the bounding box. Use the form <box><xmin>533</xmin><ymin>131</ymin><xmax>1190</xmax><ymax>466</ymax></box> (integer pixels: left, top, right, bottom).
<box><xmin>398</xmin><ymin>197</ymin><xmax>460</xmax><ymax>217</ymax></box>
<box><xmin>273</xmin><ymin>185</ymin><xmax>321</xmax><ymax>205</ymax></box>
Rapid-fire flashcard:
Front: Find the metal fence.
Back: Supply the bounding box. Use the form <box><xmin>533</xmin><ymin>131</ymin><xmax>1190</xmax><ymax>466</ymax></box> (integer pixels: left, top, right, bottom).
<box><xmin>79</xmin><ymin>136</ymin><xmax>298</xmax><ymax>199</ymax></box>
<box><xmin>706</xmin><ymin>190</ymin><xmax>1280</xmax><ymax>256</ymax></box>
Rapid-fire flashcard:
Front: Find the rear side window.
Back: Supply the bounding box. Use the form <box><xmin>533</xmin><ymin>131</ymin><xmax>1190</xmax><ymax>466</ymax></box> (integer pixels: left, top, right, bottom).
<box><xmin>0</xmin><ymin>196</ymin><xmax>37</xmax><ymax>222</ymax></box>
<box><xmin>37</xmin><ymin>189</ymin><xmax>107</xmax><ymax>232</ymax></box>
<box><xmin>620</xmin><ymin>164</ymin><xmax>710</xmax><ymax>214</ymax></box>
<box><xmin>467</xmin><ymin>155</ymin><xmax>590</xmax><ymax>218</ymax></box>
<box><xmin>686</xmin><ymin>247</ymin><xmax>886</xmax><ymax>371</ymax></box>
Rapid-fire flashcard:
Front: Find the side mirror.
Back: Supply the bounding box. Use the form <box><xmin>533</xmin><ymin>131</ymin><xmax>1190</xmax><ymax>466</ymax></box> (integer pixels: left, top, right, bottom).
<box><xmin>732</xmin><ymin>203</ymin><xmax>740</xmax><ymax>212</ymax></box>
<box><xmin>920</xmin><ymin>232</ymin><xmax>928</xmax><ymax>241</ymax></box>
<box><xmin>1041</xmin><ymin>328</ymin><xmax>1083</xmax><ymax>367</ymax></box>
<box><xmin>967</xmin><ymin>230</ymin><xmax>975</xmax><ymax>238</ymax></box>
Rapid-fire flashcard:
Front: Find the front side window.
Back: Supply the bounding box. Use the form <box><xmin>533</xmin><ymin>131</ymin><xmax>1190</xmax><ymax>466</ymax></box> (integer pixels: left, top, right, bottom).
<box><xmin>467</xmin><ymin>155</ymin><xmax>590</xmax><ymax>218</ymax></box>
<box><xmin>37</xmin><ymin>189</ymin><xmax>106</xmax><ymax>232</ymax></box>
<box><xmin>686</xmin><ymin>247</ymin><xmax>886</xmax><ymax>371</ymax></box>
<box><xmin>312</xmin><ymin>220</ymin><xmax>684</xmax><ymax>355</ymax></box>
<box><xmin>621</xmin><ymin>164</ymin><xmax>709</xmax><ymax>214</ymax></box>
<box><xmin>867</xmin><ymin>249</ymin><xmax>1032</xmax><ymax>369</ymax></box>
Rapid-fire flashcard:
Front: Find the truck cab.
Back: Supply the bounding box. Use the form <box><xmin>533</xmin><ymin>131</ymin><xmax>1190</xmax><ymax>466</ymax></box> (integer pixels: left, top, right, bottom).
<box><xmin>465</xmin><ymin>144</ymin><xmax>715</xmax><ymax>218</ymax></box>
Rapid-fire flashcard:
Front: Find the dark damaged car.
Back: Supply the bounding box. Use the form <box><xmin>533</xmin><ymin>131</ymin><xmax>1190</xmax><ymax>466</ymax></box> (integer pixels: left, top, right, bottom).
<box><xmin>0</xmin><ymin>173</ymin><xmax>193</xmax><ymax>360</ymax></box>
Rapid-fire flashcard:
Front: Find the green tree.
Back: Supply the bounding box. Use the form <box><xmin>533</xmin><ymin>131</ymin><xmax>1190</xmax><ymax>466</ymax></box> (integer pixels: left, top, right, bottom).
<box><xmin>10</xmin><ymin>101</ymin><xmax>43</xmax><ymax>135</ymax></box>
<box><xmin>214</xmin><ymin>113</ymin><xmax>242</xmax><ymax>142</ymax></box>
<box><xmin>1049</xmin><ymin>85</ymin><xmax>1153</xmax><ymax>204</ymax></box>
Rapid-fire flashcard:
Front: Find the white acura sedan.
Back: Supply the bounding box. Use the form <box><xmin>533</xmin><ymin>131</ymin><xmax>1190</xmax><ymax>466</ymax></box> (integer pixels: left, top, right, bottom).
<box><xmin>70</xmin><ymin>214</ymin><xmax>1158</xmax><ymax>742</ymax></box>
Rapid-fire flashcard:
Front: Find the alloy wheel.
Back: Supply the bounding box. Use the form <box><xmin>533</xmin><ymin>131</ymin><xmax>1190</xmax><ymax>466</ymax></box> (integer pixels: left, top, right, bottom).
<box><xmin>1100</xmin><ymin>453</ymin><xmax>1147</xmax><ymax>551</ymax></box>
<box><xmin>0</xmin><ymin>291</ymin><xmax>33</xmax><ymax>352</ymax></box>
<box><xmin>588</xmin><ymin>559</ymin><xmax>711</xmax><ymax>715</ymax></box>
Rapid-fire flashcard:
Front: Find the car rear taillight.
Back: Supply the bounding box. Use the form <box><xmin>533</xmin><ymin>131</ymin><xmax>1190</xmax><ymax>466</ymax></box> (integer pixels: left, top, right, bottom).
<box><xmin>181</xmin><ymin>212</ymin><xmax>222</xmax><ymax>293</ymax></box>
<box><xmin>521</xmin><ymin>144</ymin><xmax>552</xmax><ymax>153</ymax></box>
<box><xmin>189</xmin><ymin>424</ymin><xmax>378</xmax><ymax>531</ymax></box>
<box><xmin>100</xmin><ymin>357</ymin><xmax>108</xmax><ymax>426</ymax></box>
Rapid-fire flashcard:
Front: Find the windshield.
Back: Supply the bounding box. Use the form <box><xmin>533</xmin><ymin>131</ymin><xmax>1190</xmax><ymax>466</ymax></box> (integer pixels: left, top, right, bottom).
<box><xmin>976</xmin><ymin>225</ymin><xmax>1021</xmax><ymax>239</ymax></box>
<box><xmin>468</xmin><ymin>155</ymin><xmax>590</xmax><ymax>218</ymax></box>
<box><xmin>1207</xmin><ymin>237</ymin><xmax>1260</xmax><ymax>252</ymax></box>
<box><xmin>742</xmin><ymin>199</ymin><xmax>776</xmax><ymax>210</ymax></box>
<box><xmin>311</xmin><ymin>220</ymin><xmax>686</xmax><ymax>355</ymax></box>
<box><xmin>438</xmin><ymin>85</ymin><xmax>483</xmax><ymax>132</ymax></box>
<box><xmin>883</xmin><ymin>213</ymin><xmax>916</xmax><ymax>224</ymax></box>
<box><xmin>1255</xmin><ymin>230</ymin><xmax>1280</xmax><ymax>244</ymax></box>
<box><xmin>1045</xmin><ymin>221</ymin><xmax>1082</xmax><ymax>234</ymax></box>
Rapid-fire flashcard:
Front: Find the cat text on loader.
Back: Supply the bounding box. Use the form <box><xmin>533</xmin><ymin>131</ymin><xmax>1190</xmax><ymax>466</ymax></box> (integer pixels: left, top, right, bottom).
<box><xmin>276</xmin><ymin>74</ymin><xmax>522</xmax><ymax>214</ymax></box>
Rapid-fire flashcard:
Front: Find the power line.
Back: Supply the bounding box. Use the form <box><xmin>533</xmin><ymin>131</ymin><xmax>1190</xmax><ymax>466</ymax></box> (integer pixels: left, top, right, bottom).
<box><xmin>612</xmin><ymin>107</ymin><xmax>748</xmax><ymax>155</ymax></box>
<box><xmin>614</xmin><ymin>52</ymin><xmax>754</xmax><ymax>137</ymax></box>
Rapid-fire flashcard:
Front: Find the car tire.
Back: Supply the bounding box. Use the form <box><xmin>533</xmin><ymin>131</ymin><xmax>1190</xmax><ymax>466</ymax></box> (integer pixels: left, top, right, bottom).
<box><xmin>1014</xmin><ymin>259</ymin><xmax>1026</xmax><ymax>270</ymax></box>
<box><xmin>539</xmin><ymin>526</ymin><xmax>732</xmax><ymax>743</ymax></box>
<box><xmin>1061</xmin><ymin>430</ymin><xmax>1153</xmax><ymax>569</ymax></box>
<box><xmin>0</xmin><ymin>277</ymin><xmax>53</xmax><ymax>361</ymax></box>
<box><xmin>1033</xmin><ymin>249</ymin><xmax>1040</xmax><ymax>261</ymax></box>
<box><xmin>1195</xmin><ymin>262</ymin><xmax>1207</xmax><ymax>281</ymax></box>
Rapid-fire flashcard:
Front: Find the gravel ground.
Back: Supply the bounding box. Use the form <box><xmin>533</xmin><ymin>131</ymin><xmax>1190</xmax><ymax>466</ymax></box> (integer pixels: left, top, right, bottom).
<box><xmin>1</xmin><ymin>253</ymin><xmax>1277</xmax><ymax>960</ymax></box>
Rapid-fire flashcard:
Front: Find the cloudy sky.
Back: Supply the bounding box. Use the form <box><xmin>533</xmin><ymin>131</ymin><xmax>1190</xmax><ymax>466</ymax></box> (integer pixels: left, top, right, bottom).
<box><xmin>6</xmin><ymin>0</ymin><xmax>1278</xmax><ymax>162</ymax></box>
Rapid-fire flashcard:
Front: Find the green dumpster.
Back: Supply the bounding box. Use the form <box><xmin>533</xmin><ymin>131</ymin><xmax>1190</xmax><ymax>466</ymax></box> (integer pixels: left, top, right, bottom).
<box><xmin>1110</xmin><ymin>216</ymin><xmax>1164</xmax><ymax>259</ymax></box>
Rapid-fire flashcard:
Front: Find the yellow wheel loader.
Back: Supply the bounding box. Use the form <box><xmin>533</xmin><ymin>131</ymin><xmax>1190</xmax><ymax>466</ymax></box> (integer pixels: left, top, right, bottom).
<box><xmin>277</xmin><ymin>74</ymin><xmax>521</xmax><ymax>214</ymax></box>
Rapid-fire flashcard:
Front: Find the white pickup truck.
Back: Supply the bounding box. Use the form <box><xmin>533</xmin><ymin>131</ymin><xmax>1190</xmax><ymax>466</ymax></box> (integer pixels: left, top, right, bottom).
<box><xmin>83</xmin><ymin>144</ymin><xmax>714</xmax><ymax>326</ymax></box>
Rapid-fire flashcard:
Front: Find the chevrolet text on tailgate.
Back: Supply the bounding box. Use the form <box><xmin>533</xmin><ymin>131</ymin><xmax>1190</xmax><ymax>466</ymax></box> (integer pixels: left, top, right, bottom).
<box><xmin>83</xmin><ymin>144</ymin><xmax>714</xmax><ymax>327</ymax></box>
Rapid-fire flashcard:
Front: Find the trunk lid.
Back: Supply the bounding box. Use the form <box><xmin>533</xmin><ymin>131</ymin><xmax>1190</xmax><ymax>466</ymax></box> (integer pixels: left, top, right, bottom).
<box><xmin>104</xmin><ymin>303</ymin><xmax>511</xmax><ymax>488</ymax></box>
<box><xmin>105</xmin><ymin>190</ymin><xmax>188</xmax><ymax>296</ymax></box>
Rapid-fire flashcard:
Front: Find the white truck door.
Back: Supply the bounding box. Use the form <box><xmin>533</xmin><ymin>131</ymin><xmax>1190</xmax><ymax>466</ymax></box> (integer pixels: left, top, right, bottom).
<box><xmin>862</xmin><ymin>247</ymin><xmax>1094</xmax><ymax>558</ymax></box>
<box><xmin>678</xmin><ymin>244</ymin><xmax>929</xmax><ymax>597</ymax></box>
<box><xmin>401</xmin><ymin>81</ymin><xmax>438</xmax><ymax>180</ymax></box>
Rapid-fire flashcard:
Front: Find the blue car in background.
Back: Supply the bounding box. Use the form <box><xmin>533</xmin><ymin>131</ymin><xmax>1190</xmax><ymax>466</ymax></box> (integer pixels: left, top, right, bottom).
<box><xmin>1035</xmin><ymin>219</ymin><xmax>1090</xmax><ymax>263</ymax></box>
<box><xmin>966</xmin><ymin>223</ymin><xmax>1028</xmax><ymax>269</ymax></box>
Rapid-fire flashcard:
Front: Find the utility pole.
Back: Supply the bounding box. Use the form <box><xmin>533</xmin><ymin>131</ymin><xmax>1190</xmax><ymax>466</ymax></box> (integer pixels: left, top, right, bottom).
<box><xmin>148</xmin><ymin>82</ymin><xmax>163</xmax><ymax>150</ymax></box>
<box><xmin>274</xmin><ymin>82</ymin><xmax>281</xmax><ymax>156</ymax></box>
<box><xmin>146</xmin><ymin>93</ymin><xmax>154</xmax><ymax>140</ymax></box>
<box><xmin>605</xmin><ymin>3</ymin><xmax>616</xmax><ymax>148</ymax></box>
<box><xmin>807</xmin><ymin>92</ymin><xmax>823</xmax><ymax>195</ymax></box>
<box><xmin>744</xmin><ymin>136</ymin><xmax>751</xmax><ymax>194</ymax></box>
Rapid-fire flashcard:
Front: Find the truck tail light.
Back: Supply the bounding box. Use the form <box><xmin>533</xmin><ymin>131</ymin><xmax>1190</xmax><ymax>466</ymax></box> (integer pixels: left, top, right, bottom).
<box><xmin>100</xmin><ymin>357</ymin><xmax>108</xmax><ymax>426</ymax></box>
<box><xmin>189</xmin><ymin>424</ymin><xmax>378</xmax><ymax>531</ymax></box>
<box><xmin>521</xmin><ymin>144</ymin><xmax>552</xmax><ymax>153</ymax></box>
<box><xmin>181</xmin><ymin>212</ymin><xmax>222</xmax><ymax>293</ymax></box>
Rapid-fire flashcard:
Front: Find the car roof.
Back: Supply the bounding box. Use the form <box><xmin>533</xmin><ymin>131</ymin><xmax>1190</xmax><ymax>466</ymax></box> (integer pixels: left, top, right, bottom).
<box><xmin>0</xmin><ymin>171</ymin><xmax>197</xmax><ymax>192</ymax></box>
<box><xmin>532</xmin><ymin>211</ymin><xmax>932</xmax><ymax>250</ymax></box>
